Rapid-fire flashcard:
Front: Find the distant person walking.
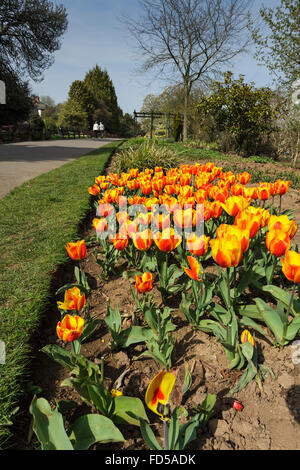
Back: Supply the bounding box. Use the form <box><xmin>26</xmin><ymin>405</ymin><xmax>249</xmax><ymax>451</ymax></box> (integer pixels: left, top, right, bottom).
<box><xmin>99</xmin><ymin>122</ymin><xmax>105</xmax><ymax>138</ymax></box>
<box><xmin>93</xmin><ymin>121</ymin><xmax>99</xmax><ymax>138</ymax></box>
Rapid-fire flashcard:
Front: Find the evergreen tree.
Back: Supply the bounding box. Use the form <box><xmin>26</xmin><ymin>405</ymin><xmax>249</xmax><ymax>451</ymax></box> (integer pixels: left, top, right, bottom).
<box><xmin>84</xmin><ymin>65</ymin><xmax>121</xmax><ymax>133</ymax></box>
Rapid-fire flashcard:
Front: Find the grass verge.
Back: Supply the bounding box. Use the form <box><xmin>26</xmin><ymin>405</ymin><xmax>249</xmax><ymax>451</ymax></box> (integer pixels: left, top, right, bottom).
<box><xmin>0</xmin><ymin>140</ymin><xmax>123</xmax><ymax>447</ymax></box>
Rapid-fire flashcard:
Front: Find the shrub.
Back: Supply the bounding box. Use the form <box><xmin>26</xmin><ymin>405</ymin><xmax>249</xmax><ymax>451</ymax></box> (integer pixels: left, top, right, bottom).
<box><xmin>115</xmin><ymin>140</ymin><xmax>179</xmax><ymax>173</ymax></box>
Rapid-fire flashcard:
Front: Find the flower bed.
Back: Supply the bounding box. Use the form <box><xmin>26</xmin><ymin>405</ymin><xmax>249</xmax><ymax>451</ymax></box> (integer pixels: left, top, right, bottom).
<box><xmin>28</xmin><ymin>160</ymin><xmax>300</xmax><ymax>450</ymax></box>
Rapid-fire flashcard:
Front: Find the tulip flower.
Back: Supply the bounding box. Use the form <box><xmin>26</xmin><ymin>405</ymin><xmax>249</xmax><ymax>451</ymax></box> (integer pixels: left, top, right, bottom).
<box><xmin>173</xmin><ymin>208</ymin><xmax>194</xmax><ymax>229</ymax></box>
<box><xmin>236</xmin><ymin>172</ymin><xmax>251</xmax><ymax>185</ymax></box>
<box><xmin>97</xmin><ymin>202</ymin><xmax>115</xmax><ymax>218</ymax></box>
<box><xmin>140</xmin><ymin>181</ymin><xmax>152</xmax><ymax>195</ymax></box>
<box><xmin>216</xmin><ymin>224</ymin><xmax>249</xmax><ymax>254</ymax></box>
<box><xmin>56</xmin><ymin>314</ymin><xmax>85</xmax><ymax>342</ymax></box>
<box><xmin>241</xmin><ymin>329</ymin><xmax>255</xmax><ymax>347</ymax></box>
<box><xmin>92</xmin><ymin>217</ymin><xmax>108</xmax><ymax>233</ymax></box>
<box><xmin>274</xmin><ymin>179</ymin><xmax>290</xmax><ymax>196</ymax></box>
<box><xmin>180</xmin><ymin>174</ymin><xmax>192</xmax><ymax>186</ymax></box>
<box><xmin>152</xmin><ymin>179</ymin><xmax>164</xmax><ymax>194</ymax></box>
<box><xmin>268</xmin><ymin>215</ymin><xmax>298</xmax><ymax>239</ymax></box>
<box><xmin>230</xmin><ymin>183</ymin><xmax>243</xmax><ymax>196</ymax></box>
<box><xmin>183</xmin><ymin>256</ymin><xmax>203</xmax><ymax>281</ymax></box>
<box><xmin>210</xmin><ymin>234</ymin><xmax>243</xmax><ymax>268</ymax></box>
<box><xmin>186</xmin><ymin>233</ymin><xmax>210</xmax><ymax>257</ymax></box>
<box><xmin>145</xmin><ymin>370</ymin><xmax>176</xmax><ymax>418</ymax></box>
<box><xmin>131</xmin><ymin>228</ymin><xmax>153</xmax><ymax>251</ymax></box>
<box><xmin>210</xmin><ymin>201</ymin><xmax>223</xmax><ymax>219</ymax></box>
<box><xmin>221</xmin><ymin>196</ymin><xmax>250</xmax><ymax>217</ymax></box>
<box><xmin>88</xmin><ymin>184</ymin><xmax>100</xmax><ymax>196</ymax></box>
<box><xmin>154</xmin><ymin>228</ymin><xmax>182</xmax><ymax>252</ymax></box>
<box><xmin>152</xmin><ymin>213</ymin><xmax>171</xmax><ymax>231</ymax></box>
<box><xmin>111</xmin><ymin>232</ymin><xmax>129</xmax><ymax>251</ymax></box>
<box><xmin>266</xmin><ymin>229</ymin><xmax>291</xmax><ymax>257</ymax></box>
<box><xmin>179</xmin><ymin>185</ymin><xmax>193</xmax><ymax>198</ymax></box>
<box><xmin>57</xmin><ymin>287</ymin><xmax>86</xmax><ymax>312</ymax></box>
<box><xmin>235</xmin><ymin>209</ymin><xmax>261</xmax><ymax>239</ymax></box>
<box><xmin>127</xmin><ymin>179</ymin><xmax>139</xmax><ymax>191</ymax></box>
<box><xmin>66</xmin><ymin>240</ymin><xmax>87</xmax><ymax>260</ymax></box>
<box><xmin>281</xmin><ymin>250</ymin><xmax>300</xmax><ymax>283</ymax></box>
<box><xmin>129</xmin><ymin>168</ymin><xmax>139</xmax><ymax>178</ymax></box>
<box><xmin>95</xmin><ymin>175</ymin><xmax>106</xmax><ymax>185</ymax></box>
<box><xmin>257</xmin><ymin>184</ymin><xmax>271</xmax><ymax>201</ymax></box>
<box><xmin>135</xmin><ymin>272</ymin><xmax>154</xmax><ymax>293</ymax></box>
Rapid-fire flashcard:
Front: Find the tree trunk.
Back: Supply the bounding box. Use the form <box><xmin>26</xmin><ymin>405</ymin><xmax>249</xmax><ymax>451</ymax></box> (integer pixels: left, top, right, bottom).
<box><xmin>292</xmin><ymin>132</ymin><xmax>300</xmax><ymax>168</ymax></box>
<box><xmin>183</xmin><ymin>84</ymin><xmax>190</xmax><ymax>141</ymax></box>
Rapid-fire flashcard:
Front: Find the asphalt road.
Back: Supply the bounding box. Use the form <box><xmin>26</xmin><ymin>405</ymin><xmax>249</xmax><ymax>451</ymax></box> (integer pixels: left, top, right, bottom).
<box><xmin>0</xmin><ymin>138</ymin><xmax>119</xmax><ymax>199</ymax></box>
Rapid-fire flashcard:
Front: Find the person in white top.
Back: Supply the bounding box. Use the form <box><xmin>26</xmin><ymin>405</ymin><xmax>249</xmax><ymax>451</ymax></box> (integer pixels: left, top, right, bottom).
<box><xmin>99</xmin><ymin>122</ymin><xmax>105</xmax><ymax>138</ymax></box>
<box><xmin>93</xmin><ymin>121</ymin><xmax>99</xmax><ymax>138</ymax></box>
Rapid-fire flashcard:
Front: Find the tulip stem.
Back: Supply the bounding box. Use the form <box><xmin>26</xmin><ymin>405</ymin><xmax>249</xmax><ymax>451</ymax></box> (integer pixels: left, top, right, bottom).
<box><xmin>279</xmin><ymin>195</ymin><xmax>282</xmax><ymax>213</ymax></box>
<box><xmin>282</xmin><ymin>284</ymin><xmax>296</xmax><ymax>345</ymax></box>
<box><xmin>287</xmin><ymin>284</ymin><xmax>296</xmax><ymax>320</ymax></box>
<box><xmin>226</xmin><ymin>268</ymin><xmax>231</xmax><ymax>311</ymax></box>
<box><xmin>163</xmin><ymin>420</ymin><xmax>169</xmax><ymax>450</ymax></box>
<box><xmin>100</xmin><ymin>356</ymin><xmax>104</xmax><ymax>384</ymax></box>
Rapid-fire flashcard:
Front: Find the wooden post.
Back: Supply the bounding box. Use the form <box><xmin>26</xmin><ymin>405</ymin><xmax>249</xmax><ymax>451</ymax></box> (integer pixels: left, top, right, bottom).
<box><xmin>167</xmin><ymin>112</ymin><xmax>171</xmax><ymax>138</ymax></box>
<box><xmin>133</xmin><ymin>110</ymin><xmax>137</xmax><ymax>136</ymax></box>
<box><xmin>150</xmin><ymin>111</ymin><xmax>154</xmax><ymax>139</ymax></box>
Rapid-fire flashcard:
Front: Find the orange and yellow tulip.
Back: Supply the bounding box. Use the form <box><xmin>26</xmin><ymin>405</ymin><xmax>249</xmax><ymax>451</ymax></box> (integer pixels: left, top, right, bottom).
<box><xmin>186</xmin><ymin>233</ymin><xmax>210</xmax><ymax>257</ymax></box>
<box><xmin>266</xmin><ymin>229</ymin><xmax>291</xmax><ymax>257</ymax></box>
<box><xmin>145</xmin><ymin>370</ymin><xmax>177</xmax><ymax>419</ymax></box>
<box><xmin>88</xmin><ymin>184</ymin><xmax>100</xmax><ymax>196</ymax></box>
<box><xmin>210</xmin><ymin>234</ymin><xmax>243</xmax><ymax>268</ymax></box>
<box><xmin>57</xmin><ymin>287</ymin><xmax>85</xmax><ymax>312</ymax></box>
<box><xmin>236</xmin><ymin>172</ymin><xmax>251</xmax><ymax>185</ymax></box>
<box><xmin>217</xmin><ymin>224</ymin><xmax>250</xmax><ymax>254</ymax></box>
<box><xmin>221</xmin><ymin>196</ymin><xmax>250</xmax><ymax>217</ymax></box>
<box><xmin>111</xmin><ymin>232</ymin><xmax>129</xmax><ymax>251</ymax></box>
<box><xmin>183</xmin><ymin>256</ymin><xmax>203</xmax><ymax>281</ymax></box>
<box><xmin>268</xmin><ymin>215</ymin><xmax>298</xmax><ymax>239</ymax></box>
<box><xmin>281</xmin><ymin>250</ymin><xmax>300</xmax><ymax>283</ymax></box>
<box><xmin>154</xmin><ymin>228</ymin><xmax>182</xmax><ymax>252</ymax></box>
<box><xmin>66</xmin><ymin>240</ymin><xmax>87</xmax><ymax>260</ymax></box>
<box><xmin>56</xmin><ymin>314</ymin><xmax>85</xmax><ymax>342</ymax></box>
<box><xmin>135</xmin><ymin>272</ymin><xmax>154</xmax><ymax>293</ymax></box>
<box><xmin>131</xmin><ymin>228</ymin><xmax>153</xmax><ymax>251</ymax></box>
<box><xmin>274</xmin><ymin>179</ymin><xmax>290</xmax><ymax>196</ymax></box>
<box><xmin>241</xmin><ymin>329</ymin><xmax>255</xmax><ymax>347</ymax></box>
<box><xmin>235</xmin><ymin>209</ymin><xmax>261</xmax><ymax>239</ymax></box>
<box><xmin>92</xmin><ymin>217</ymin><xmax>108</xmax><ymax>233</ymax></box>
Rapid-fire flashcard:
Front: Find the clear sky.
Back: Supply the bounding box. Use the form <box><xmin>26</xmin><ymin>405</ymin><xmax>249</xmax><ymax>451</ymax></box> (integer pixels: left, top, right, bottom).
<box><xmin>29</xmin><ymin>0</ymin><xmax>282</xmax><ymax>115</ymax></box>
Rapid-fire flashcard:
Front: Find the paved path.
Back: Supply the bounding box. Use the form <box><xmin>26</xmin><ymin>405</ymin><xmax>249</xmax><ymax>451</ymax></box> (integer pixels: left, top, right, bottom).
<box><xmin>0</xmin><ymin>138</ymin><xmax>120</xmax><ymax>198</ymax></box>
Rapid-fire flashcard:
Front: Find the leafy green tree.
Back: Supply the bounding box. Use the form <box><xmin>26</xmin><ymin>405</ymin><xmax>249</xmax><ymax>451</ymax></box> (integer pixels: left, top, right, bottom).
<box><xmin>197</xmin><ymin>72</ymin><xmax>278</xmax><ymax>156</ymax></box>
<box><xmin>249</xmin><ymin>0</ymin><xmax>300</xmax><ymax>88</ymax></box>
<box><xmin>28</xmin><ymin>108</ymin><xmax>45</xmax><ymax>140</ymax></box>
<box><xmin>119</xmin><ymin>112</ymin><xmax>139</xmax><ymax>138</ymax></box>
<box><xmin>0</xmin><ymin>0</ymin><xmax>68</xmax><ymax>80</ymax></box>
<box><xmin>58</xmin><ymin>100</ymin><xmax>89</xmax><ymax>131</ymax></box>
<box><xmin>84</xmin><ymin>65</ymin><xmax>121</xmax><ymax>133</ymax></box>
<box><xmin>0</xmin><ymin>70</ymin><xmax>33</xmax><ymax>125</ymax></box>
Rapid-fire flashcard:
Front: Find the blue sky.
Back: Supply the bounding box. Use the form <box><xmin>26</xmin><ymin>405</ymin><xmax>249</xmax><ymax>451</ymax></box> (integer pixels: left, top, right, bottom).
<box><xmin>30</xmin><ymin>0</ymin><xmax>282</xmax><ymax>115</ymax></box>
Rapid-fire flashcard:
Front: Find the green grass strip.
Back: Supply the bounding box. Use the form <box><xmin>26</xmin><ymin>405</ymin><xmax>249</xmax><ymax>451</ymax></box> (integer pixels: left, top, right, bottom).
<box><xmin>0</xmin><ymin>141</ymin><xmax>122</xmax><ymax>447</ymax></box>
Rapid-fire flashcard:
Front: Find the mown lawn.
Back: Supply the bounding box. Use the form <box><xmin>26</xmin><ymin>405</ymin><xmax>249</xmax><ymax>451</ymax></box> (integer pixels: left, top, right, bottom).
<box><xmin>0</xmin><ymin>141</ymin><xmax>122</xmax><ymax>447</ymax></box>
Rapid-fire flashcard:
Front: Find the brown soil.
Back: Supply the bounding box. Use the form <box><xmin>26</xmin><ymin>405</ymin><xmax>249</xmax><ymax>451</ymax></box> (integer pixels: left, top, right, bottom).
<box><xmin>13</xmin><ymin>152</ymin><xmax>300</xmax><ymax>451</ymax></box>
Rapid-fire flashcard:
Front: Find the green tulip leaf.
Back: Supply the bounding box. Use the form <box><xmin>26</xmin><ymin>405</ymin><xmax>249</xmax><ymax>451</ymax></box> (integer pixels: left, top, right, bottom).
<box><xmin>69</xmin><ymin>414</ymin><xmax>125</xmax><ymax>449</ymax></box>
<box><xmin>29</xmin><ymin>396</ymin><xmax>73</xmax><ymax>450</ymax></box>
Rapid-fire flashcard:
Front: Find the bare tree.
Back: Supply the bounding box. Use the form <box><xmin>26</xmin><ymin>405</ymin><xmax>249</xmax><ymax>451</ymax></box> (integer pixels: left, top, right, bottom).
<box><xmin>124</xmin><ymin>0</ymin><xmax>252</xmax><ymax>139</ymax></box>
